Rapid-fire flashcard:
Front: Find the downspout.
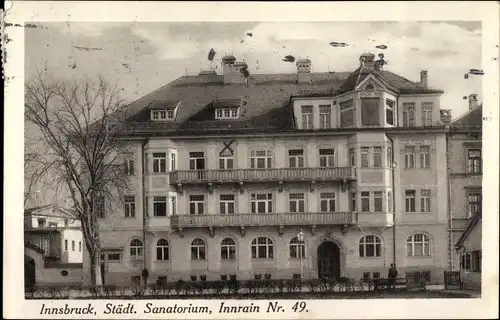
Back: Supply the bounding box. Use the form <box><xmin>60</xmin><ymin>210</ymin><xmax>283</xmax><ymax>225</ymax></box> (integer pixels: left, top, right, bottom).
<box><xmin>386</xmin><ymin>133</ymin><xmax>397</xmax><ymax>265</ymax></box>
<box><xmin>141</xmin><ymin>138</ymin><xmax>149</xmax><ymax>268</ymax></box>
<box><xmin>446</xmin><ymin>129</ymin><xmax>454</xmax><ymax>272</ymax></box>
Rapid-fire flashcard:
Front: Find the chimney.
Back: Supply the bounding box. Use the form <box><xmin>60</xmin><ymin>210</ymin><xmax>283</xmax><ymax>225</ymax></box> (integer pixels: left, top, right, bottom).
<box><xmin>359</xmin><ymin>53</ymin><xmax>375</xmax><ymax>69</ymax></box>
<box><xmin>440</xmin><ymin>109</ymin><xmax>452</xmax><ymax>124</ymax></box>
<box><xmin>420</xmin><ymin>70</ymin><xmax>428</xmax><ymax>88</ymax></box>
<box><xmin>296</xmin><ymin>58</ymin><xmax>311</xmax><ymax>84</ymax></box>
<box><xmin>468</xmin><ymin>94</ymin><xmax>478</xmax><ymax>110</ymax></box>
<box><xmin>221</xmin><ymin>55</ymin><xmax>247</xmax><ymax>84</ymax></box>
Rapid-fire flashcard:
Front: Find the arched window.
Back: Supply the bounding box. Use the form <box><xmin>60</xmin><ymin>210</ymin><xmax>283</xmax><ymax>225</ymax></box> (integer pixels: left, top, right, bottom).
<box><xmin>365</xmin><ymin>84</ymin><xmax>375</xmax><ymax>91</ymax></box>
<box><xmin>130</xmin><ymin>239</ymin><xmax>143</xmax><ymax>260</ymax></box>
<box><xmin>359</xmin><ymin>235</ymin><xmax>382</xmax><ymax>257</ymax></box>
<box><xmin>156</xmin><ymin>239</ymin><xmax>169</xmax><ymax>261</ymax></box>
<box><xmin>289</xmin><ymin>237</ymin><xmax>306</xmax><ymax>259</ymax></box>
<box><xmin>191</xmin><ymin>238</ymin><xmax>206</xmax><ymax>260</ymax></box>
<box><xmin>221</xmin><ymin>238</ymin><xmax>236</xmax><ymax>260</ymax></box>
<box><xmin>251</xmin><ymin>237</ymin><xmax>274</xmax><ymax>259</ymax></box>
<box><xmin>407</xmin><ymin>233</ymin><xmax>431</xmax><ymax>256</ymax></box>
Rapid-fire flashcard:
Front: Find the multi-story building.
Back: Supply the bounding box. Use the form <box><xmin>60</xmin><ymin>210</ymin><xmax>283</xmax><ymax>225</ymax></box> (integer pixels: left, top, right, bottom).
<box><xmin>447</xmin><ymin>94</ymin><xmax>482</xmax><ymax>273</ymax></box>
<box><xmin>84</xmin><ymin>53</ymin><xmax>451</xmax><ymax>286</ymax></box>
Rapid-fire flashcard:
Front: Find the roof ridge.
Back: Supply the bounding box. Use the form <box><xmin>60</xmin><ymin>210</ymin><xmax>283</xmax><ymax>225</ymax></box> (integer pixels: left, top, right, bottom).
<box><xmin>383</xmin><ymin>70</ymin><xmax>416</xmax><ymax>84</ymax></box>
<box><xmin>451</xmin><ymin>104</ymin><xmax>483</xmax><ymax>125</ymax></box>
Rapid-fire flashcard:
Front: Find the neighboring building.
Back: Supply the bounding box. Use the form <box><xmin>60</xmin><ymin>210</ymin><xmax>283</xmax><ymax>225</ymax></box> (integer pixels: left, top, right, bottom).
<box><xmin>455</xmin><ymin>211</ymin><xmax>482</xmax><ymax>290</ymax></box>
<box><xmin>84</xmin><ymin>53</ymin><xmax>451</xmax><ymax>286</ymax></box>
<box><xmin>24</xmin><ymin>204</ymin><xmax>83</xmax><ymax>263</ymax></box>
<box><xmin>447</xmin><ymin>95</ymin><xmax>482</xmax><ymax>271</ymax></box>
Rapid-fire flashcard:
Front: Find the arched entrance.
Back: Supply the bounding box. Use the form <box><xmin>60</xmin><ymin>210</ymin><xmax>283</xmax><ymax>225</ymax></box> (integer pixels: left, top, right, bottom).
<box><xmin>317</xmin><ymin>241</ymin><xmax>341</xmax><ymax>279</ymax></box>
<box><xmin>24</xmin><ymin>255</ymin><xmax>36</xmax><ymax>289</ymax></box>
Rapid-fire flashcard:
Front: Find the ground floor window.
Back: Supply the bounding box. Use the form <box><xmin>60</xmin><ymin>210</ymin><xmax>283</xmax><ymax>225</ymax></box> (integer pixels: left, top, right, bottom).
<box><xmin>462</xmin><ymin>251</ymin><xmax>481</xmax><ymax>272</ymax></box>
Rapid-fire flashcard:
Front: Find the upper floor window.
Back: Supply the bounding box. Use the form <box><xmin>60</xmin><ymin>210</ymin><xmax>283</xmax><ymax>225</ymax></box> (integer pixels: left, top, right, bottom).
<box><xmin>301</xmin><ymin>106</ymin><xmax>313</xmax><ymax>130</ymax></box>
<box><xmin>405</xmin><ymin>190</ymin><xmax>416</xmax><ymax>212</ymax></box>
<box><xmin>191</xmin><ymin>238</ymin><xmax>206</xmax><ymax>260</ymax></box>
<box><xmin>421</xmin><ymin>189</ymin><xmax>431</xmax><ymax>212</ymax></box>
<box><xmin>251</xmin><ymin>237</ymin><xmax>274</xmax><ymax>259</ymax></box>
<box><xmin>130</xmin><ymin>239</ymin><xmax>143</xmax><ymax>260</ymax></box>
<box><xmin>219</xmin><ymin>153</ymin><xmax>234</xmax><ymax>169</ymax></box>
<box><xmin>170</xmin><ymin>153</ymin><xmax>176</xmax><ymax>171</ymax></box>
<box><xmin>95</xmin><ymin>195</ymin><xmax>105</xmax><ymax>219</ymax></box>
<box><xmin>319</xmin><ymin>105</ymin><xmax>332</xmax><ymax>129</ymax></box>
<box><xmin>319</xmin><ymin>149</ymin><xmax>335</xmax><ymax>167</ymax></box>
<box><xmin>365</xmin><ymin>84</ymin><xmax>375</xmax><ymax>91</ymax></box>
<box><xmin>289</xmin><ymin>237</ymin><xmax>306</xmax><ymax>259</ymax></box>
<box><xmin>153</xmin><ymin>196</ymin><xmax>167</xmax><ymax>216</ymax></box>
<box><xmin>387</xmin><ymin>147</ymin><xmax>393</xmax><ymax>167</ymax></box>
<box><xmin>388</xmin><ymin>191</ymin><xmax>393</xmax><ymax>212</ymax></box>
<box><xmin>340</xmin><ymin>100</ymin><xmax>354</xmax><ymax>127</ymax></box>
<box><xmin>37</xmin><ymin>218</ymin><xmax>46</xmax><ymax>228</ymax></box>
<box><xmin>386</xmin><ymin>99</ymin><xmax>395</xmax><ymax>125</ymax></box>
<box><xmin>421</xmin><ymin>103</ymin><xmax>433</xmax><ymax>126</ymax></box>
<box><xmin>221</xmin><ymin>238</ymin><xmax>236</xmax><ymax>260</ymax></box>
<box><xmin>373</xmin><ymin>147</ymin><xmax>382</xmax><ymax>168</ymax></box>
<box><xmin>462</xmin><ymin>250</ymin><xmax>481</xmax><ymax>272</ymax></box>
<box><xmin>350</xmin><ymin>192</ymin><xmax>356</xmax><ymax>211</ymax></box>
<box><xmin>215</xmin><ymin>107</ymin><xmax>239</xmax><ymax>120</ymax></box>
<box><xmin>189</xmin><ymin>152</ymin><xmax>205</xmax><ymax>170</ymax></box>
<box><xmin>420</xmin><ymin>146</ymin><xmax>430</xmax><ymax>168</ymax></box>
<box><xmin>151</xmin><ymin>109</ymin><xmax>175</xmax><ymax>121</ymax></box>
<box><xmin>467</xmin><ymin>192</ymin><xmax>481</xmax><ymax>218</ymax></box>
<box><xmin>349</xmin><ymin>148</ymin><xmax>356</xmax><ymax>166</ymax></box>
<box><xmin>359</xmin><ymin>235</ymin><xmax>382</xmax><ymax>257</ymax></box>
<box><xmin>407</xmin><ymin>234</ymin><xmax>431</xmax><ymax>257</ymax></box>
<box><xmin>251</xmin><ymin>193</ymin><xmax>273</xmax><ymax>213</ymax></box>
<box><xmin>374</xmin><ymin>191</ymin><xmax>383</xmax><ymax>211</ymax></box>
<box><xmin>124</xmin><ymin>195</ymin><xmax>136</xmax><ymax>218</ymax></box>
<box><xmin>467</xmin><ymin>149</ymin><xmax>482</xmax><ymax>174</ymax></box>
<box><xmin>402</xmin><ymin>103</ymin><xmax>416</xmax><ymax>127</ymax></box>
<box><xmin>156</xmin><ymin>239</ymin><xmax>170</xmax><ymax>261</ymax></box>
<box><xmin>220</xmin><ymin>194</ymin><xmax>235</xmax><ymax>214</ymax></box>
<box><xmin>124</xmin><ymin>155</ymin><xmax>135</xmax><ymax>175</ymax></box>
<box><xmin>189</xmin><ymin>195</ymin><xmax>205</xmax><ymax>215</ymax></box>
<box><xmin>361</xmin><ymin>98</ymin><xmax>380</xmax><ymax>125</ymax></box>
<box><xmin>320</xmin><ymin>192</ymin><xmax>336</xmax><ymax>212</ymax></box>
<box><xmin>170</xmin><ymin>196</ymin><xmax>176</xmax><ymax>215</ymax></box>
<box><xmin>288</xmin><ymin>149</ymin><xmax>305</xmax><ymax>168</ymax></box>
<box><xmin>404</xmin><ymin>146</ymin><xmax>416</xmax><ymax>168</ymax></box>
<box><xmin>361</xmin><ymin>191</ymin><xmax>370</xmax><ymax>212</ymax></box>
<box><xmin>250</xmin><ymin>150</ymin><xmax>272</xmax><ymax>169</ymax></box>
<box><xmin>289</xmin><ymin>193</ymin><xmax>305</xmax><ymax>213</ymax></box>
<box><xmin>361</xmin><ymin>147</ymin><xmax>370</xmax><ymax>167</ymax></box>
<box><xmin>153</xmin><ymin>153</ymin><xmax>167</xmax><ymax>173</ymax></box>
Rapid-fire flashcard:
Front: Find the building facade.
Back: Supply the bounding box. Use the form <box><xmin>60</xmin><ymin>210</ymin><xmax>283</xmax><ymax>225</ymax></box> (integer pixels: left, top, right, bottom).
<box><xmin>84</xmin><ymin>53</ymin><xmax>451</xmax><ymax>286</ymax></box>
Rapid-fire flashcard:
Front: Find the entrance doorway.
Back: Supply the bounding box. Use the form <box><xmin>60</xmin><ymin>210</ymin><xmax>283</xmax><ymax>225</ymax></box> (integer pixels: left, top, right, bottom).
<box><xmin>317</xmin><ymin>241</ymin><xmax>341</xmax><ymax>280</ymax></box>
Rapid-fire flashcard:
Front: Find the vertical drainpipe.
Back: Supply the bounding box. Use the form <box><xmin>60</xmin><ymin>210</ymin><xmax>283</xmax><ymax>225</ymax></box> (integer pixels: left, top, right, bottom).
<box><xmin>142</xmin><ymin>138</ymin><xmax>149</xmax><ymax>268</ymax></box>
<box><xmin>386</xmin><ymin>133</ymin><xmax>397</xmax><ymax>265</ymax></box>
<box><xmin>446</xmin><ymin>129</ymin><xmax>453</xmax><ymax>272</ymax></box>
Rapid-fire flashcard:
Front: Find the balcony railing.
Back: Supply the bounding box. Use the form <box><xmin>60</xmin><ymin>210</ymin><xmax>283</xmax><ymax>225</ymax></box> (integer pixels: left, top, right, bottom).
<box><xmin>170</xmin><ymin>211</ymin><xmax>357</xmax><ymax>228</ymax></box>
<box><xmin>170</xmin><ymin>167</ymin><xmax>356</xmax><ymax>184</ymax></box>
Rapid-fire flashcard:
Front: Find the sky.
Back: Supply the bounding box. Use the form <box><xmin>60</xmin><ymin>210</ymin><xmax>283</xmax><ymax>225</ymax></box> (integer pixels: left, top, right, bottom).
<box><xmin>25</xmin><ymin>21</ymin><xmax>482</xmax><ymax>119</ymax></box>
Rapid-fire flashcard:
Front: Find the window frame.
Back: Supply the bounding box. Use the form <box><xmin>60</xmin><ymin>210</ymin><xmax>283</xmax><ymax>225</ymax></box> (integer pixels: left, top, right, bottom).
<box><xmin>189</xmin><ymin>195</ymin><xmax>205</xmax><ymax>215</ymax></box>
<box><xmin>420</xmin><ymin>189</ymin><xmax>431</xmax><ymax>212</ymax></box>
<box><xmin>372</xmin><ymin>147</ymin><xmax>382</xmax><ymax>168</ymax></box>
<box><xmin>191</xmin><ymin>238</ymin><xmax>206</xmax><ymax>260</ymax></box>
<box><xmin>374</xmin><ymin>191</ymin><xmax>383</xmax><ymax>212</ymax></box>
<box><xmin>467</xmin><ymin>149</ymin><xmax>482</xmax><ymax>175</ymax></box>
<box><xmin>404</xmin><ymin>146</ymin><xmax>416</xmax><ymax>169</ymax></box>
<box><xmin>359</xmin><ymin>235</ymin><xmax>382</xmax><ymax>258</ymax></box>
<box><xmin>221</xmin><ymin>238</ymin><xmax>236</xmax><ymax>260</ymax></box>
<box><xmin>289</xmin><ymin>237</ymin><xmax>306</xmax><ymax>259</ymax></box>
<box><xmin>124</xmin><ymin>195</ymin><xmax>136</xmax><ymax>218</ymax></box>
<box><xmin>288</xmin><ymin>193</ymin><xmax>305</xmax><ymax>213</ymax></box>
<box><xmin>340</xmin><ymin>99</ymin><xmax>355</xmax><ymax>127</ymax></box>
<box><xmin>288</xmin><ymin>149</ymin><xmax>305</xmax><ymax>168</ymax></box>
<box><xmin>406</xmin><ymin>234</ymin><xmax>431</xmax><ymax>257</ymax></box>
<box><xmin>152</xmin><ymin>152</ymin><xmax>167</xmax><ymax>173</ymax></box>
<box><xmin>361</xmin><ymin>147</ymin><xmax>370</xmax><ymax>168</ymax></box>
<box><xmin>251</xmin><ymin>193</ymin><xmax>273</xmax><ymax>214</ymax></box>
<box><xmin>250</xmin><ymin>150</ymin><xmax>272</xmax><ymax>169</ymax></box>
<box><xmin>153</xmin><ymin>196</ymin><xmax>167</xmax><ymax>217</ymax></box>
<box><xmin>405</xmin><ymin>190</ymin><xmax>416</xmax><ymax>213</ymax></box>
<box><xmin>251</xmin><ymin>237</ymin><xmax>274</xmax><ymax>259</ymax></box>
<box><xmin>130</xmin><ymin>239</ymin><xmax>143</xmax><ymax>261</ymax></box>
<box><xmin>219</xmin><ymin>194</ymin><xmax>236</xmax><ymax>214</ymax></box>
<box><xmin>320</xmin><ymin>192</ymin><xmax>336</xmax><ymax>212</ymax></box>
<box><xmin>467</xmin><ymin>192</ymin><xmax>481</xmax><ymax>218</ymax></box>
<box><xmin>420</xmin><ymin>146</ymin><xmax>431</xmax><ymax>168</ymax></box>
<box><xmin>361</xmin><ymin>191</ymin><xmax>371</xmax><ymax>212</ymax></box>
<box><xmin>301</xmin><ymin>105</ymin><xmax>313</xmax><ymax>130</ymax></box>
<box><xmin>421</xmin><ymin>102</ymin><xmax>433</xmax><ymax>126</ymax></box>
<box><xmin>319</xmin><ymin>105</ymin><xmax>332</xmax><ymax>129</ymax></box>
<box><xmin>402</xmin><ymin>103</ymin><xmax>416</xmax><ymax>127</ymax></box>
<box><xmin>319</xmin><ymin>149</ymin><xmax>335</xmax><ymax>167</ymax></box>
<box><xmin>156</xmin><ymin>238</ymin><xmax>170</xmax><ymax>261</ymax></box>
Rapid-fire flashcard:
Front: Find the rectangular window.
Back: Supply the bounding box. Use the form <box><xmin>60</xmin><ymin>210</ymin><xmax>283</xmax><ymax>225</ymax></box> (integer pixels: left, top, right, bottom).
<box><xmin>152</xmin><ymin>110</ymin><xmax>159</xmax><ymax>120</ymax></box>
<box><xmin>289</xmin><ymin>193</ymin><xmax>305</xmax><ymax>213</ymax></box>
<box><xmin>421</xmin><ymin>189</ymin><xmax>431</xmax><ymax>212</ymax></box>
<box><xmin>124</xmin><ymin>156</ymin><xmax>135</xmax><ymax>175</ymax></box>
<box><xmin>402</xmin><ymin>103</ymin><xmax>415</xmax><ymax>127</ymax></box>
<box><xmin>153</xmin><ymin>196</ymin><xmax>167</xmax><ymax>216</ymax></box>
<box><xmin>387</xmin><ymin>147</ymin><xmax>392</xmax><ymax>167</ymax></box>
<box><xmin>219</xmin><ymin>156</ymin><xmax>234</xmax><ymax>169</ymax></box>
<box><xmin>152</xmin><ymin>153</ymin><xmax>167</xmax><ymax>173</ymax></box>
<box><xmin>251</xmin><ymin>193</ymin><xmax>273</xmax><ymax>213</ymax></box>
<box><xmin>64</xmin><ymin>239</ymin><xmax>68</xmax><ymax>251</ymax></box>
<box><xmin>170</xmin><ymin>153</ymin><xmax>176</xmax><ymax>171</ymax></box>
<box><xmin>421</xmin><ymin>103</ymin><xmax>433</xmax><ymax>126</ymax></box>
<box><xmin>420</xmin><ymin>146</ymin><xmax>430</xmax><ymax>168</ymax></box>
<box><xmin>467</xmin><ymin>149</ymin><xmax>482</xmax><ymax>174</ymax></box>
<box><xmin>159</xmin><ymin>110</ymin><xmax>166</xmax><ymax>120</ymax></box>
<box><xmin>79</xmin><ymin>241</ymin><xmax>82</xmax><ymax>252</ymax></box>
<box><xmin>373</xmin><ymin>147</ymin><xmax>382</xmax><ymax>168</ymax></box>
<box><xmin>250</xmin><ymin>150</ymin><xmax>272</xmax><ymax>168</ymax></box>
<box><xmin>170</xmin><ymin>196</ymin><xmax>176</xmax><ymax>215</ymax></box>
<box><xmin>216</xmin><ymin>108</ymin><xmax>239</xmax><ymax>119</ymax></box>
<box><xmin>467</xmin><ymin>193</ymin><xmax>481</xmax><ymax>218</ymax></box>
<box><xmin>167</xmin><ymin>110</ymin><xmax>175</xmax><ymax>119</ymax></box>
<box><xmin>340</xmin><ymin>100</ymin><xmax>354</xmax><ymax>127</ymax></box>
<box><xmin>71</xmin><ymin>240</ymin><xmax>75</xmax><ymax>251</ymax></box>
<box><xmin>388</xmin><ymin>191</ymin><xmax>393</xmax><ymax>212</ymax></box>
<box><xmin>220</xmin><ymin>194</ymin><xmax>235</xmax><ymax>214</ymax></box>
<box><xmin>349</xmin><ymin>148</ymin><xmax>356</xmax><ymax>166</ymax></box>
<box><xmin>320</xmin><ymin>192</ymin><xmax>336</xmax><ymax>212</ymax></box>
<box><xmin>301</xmin><ymin>105</ymin><xmax>313</xmax><ymax>129</ymax></box>
<box><xmin>319</xmin><ymin>149</ymin><xmax>335</xmax><ymax>167</ymax></box>
<box><xmin>190</xmin><ymin>275</ymin><xmax>197</xmax><ymax>282</ymax></box>
<box><xmin>189</xmin><ymin>195</ymin><xmax>205</xmax><ymax>215</ymax></box>
<box><xmin>288</xmin><ymin>149</ymin><xmax>305</xmax><ymax>168</ymax></box>
<box><xmin>220</xmin><ymin>274</ymin><xmax>228</xmax><ymax>281</ymax></box>
<box><xmin>189</xmin><ymin>152</ymin><xmax>205</xmax><ymax>170</ymax></box>
<box><xmin>319</xmin><ymin>105</ymin><xmax>332</xmax><ymax>129</ymax></box>
<box><xmin>361</xmin><ymin>147</ymin><xmax>370</xmax><ymax>167</ymax></box>
<box><xmin>361</xmin><ymin>98</ymin><xmax>380</xmax><ymax>125</ymax></box>
<box><xmin>96</xmin><ymin>196</ymin><xmax>105</xmax><ymax>219</ymax></box>
<box><xmin>351</xmin><ymin>192</ymin><xmax>356</xmax><ymax>211</ymax></box>
<box><xmin>374</xmin><ymin>191</ymin><xmax>383</xmax><ymax>212</ymax></box>
<box><xmin>386</xmin><ymin>99</ymin><xmax>395</xmax><ymax>125</ymax></box>
<box><xmin>405</xmin><ymin>190</ymin><xmax>416</xmax><ymax>212</ymax></box>
<box><xmin>361</xmin><ymin>192</ymin><xmax>370</xmax><ymax>212</ymax></box>
<box><xmin>124</xmin><ymin>196</ymin><xmax>136</xmax><ymax>218</ymax></box>
<box><xmin>404</xmin><ymin>146</ymin><xmax>415</xmax><ymax>168</ymax></box>
<box><xmin>37</xmin><ymin>218</ymin><xmax>46</xmax><ymax>228</ymax></box>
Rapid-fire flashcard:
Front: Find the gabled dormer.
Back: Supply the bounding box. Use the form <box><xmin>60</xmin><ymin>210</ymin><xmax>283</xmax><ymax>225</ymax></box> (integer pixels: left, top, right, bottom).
<box><xmin>149</xmin><ymin>100</ymin><xmax>181</xmax><ymax>121</ymax></box>
<box><xmin>214</xmin><ymin>98</ymin><xmax>242</xmax><ymax>120</ymax></box>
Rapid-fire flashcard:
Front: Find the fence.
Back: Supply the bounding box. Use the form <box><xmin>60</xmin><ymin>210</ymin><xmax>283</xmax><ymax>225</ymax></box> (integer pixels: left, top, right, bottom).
<box><xmin>443</xmin><ymin>271</ymin><xmax>462</xmax><ymax>290</ymax></box>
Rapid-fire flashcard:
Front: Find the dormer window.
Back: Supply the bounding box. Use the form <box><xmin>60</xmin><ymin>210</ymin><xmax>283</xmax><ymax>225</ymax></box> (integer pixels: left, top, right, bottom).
<box><xmin>365</xmin><ymin>84</ymin><xmax>375</xmax><ymax>91</ymax></box>
<box><xmin>215</xmin><ymin>107</ymin><xmax>239</xmax><ymax>120</ymax></box>
<box><xmin>149</xmin><ymin>100</ymin><xmax>180</xmax><ymax>121</ymax></box>
<box><xmin>151</xmin><ymin>109</ymin><xmax>176</xmax><ymax>121</ymax></box>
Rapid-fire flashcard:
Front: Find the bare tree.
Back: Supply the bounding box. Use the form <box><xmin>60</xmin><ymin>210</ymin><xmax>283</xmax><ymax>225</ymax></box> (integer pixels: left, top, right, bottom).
<box><xmin>25</xmin><ymin>71</ymin><xmax>129</xmax><ymax>286</ymax></box>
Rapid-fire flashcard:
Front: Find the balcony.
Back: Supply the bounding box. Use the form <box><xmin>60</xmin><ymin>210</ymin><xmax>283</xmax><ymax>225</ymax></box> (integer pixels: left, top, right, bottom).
<box><xmin>170</xmin><ymin>167</ymin><xmax>356</xmax><ymax>189</ymax></box>
<box><xmin>170</xmin><ymin>211</ymin><xmax>357</xmax><ymax>236</ymax></box>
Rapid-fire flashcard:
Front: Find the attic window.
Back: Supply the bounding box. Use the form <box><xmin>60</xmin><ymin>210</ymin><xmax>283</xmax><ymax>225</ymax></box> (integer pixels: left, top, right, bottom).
<box><xmin>216</xmin><ymin>107</ymin><xmax>239</xmax><ymax>120</ymax></box>
<box><xmin>365</xmin><ymin>84</ymin><xmax>375</xmax><ymax>91</ymax></box>
<box><xmin>151</xmin><ymin>109</ymin><xmax>176</xmax><ymax>121</ymax></box>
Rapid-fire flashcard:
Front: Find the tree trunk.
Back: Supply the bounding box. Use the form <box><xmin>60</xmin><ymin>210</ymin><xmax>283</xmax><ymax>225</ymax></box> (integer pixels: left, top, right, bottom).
<box><xmin>90</xmin><ymin>251</ymin><xmax>103</xmax><ymax>287</ymax></box>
